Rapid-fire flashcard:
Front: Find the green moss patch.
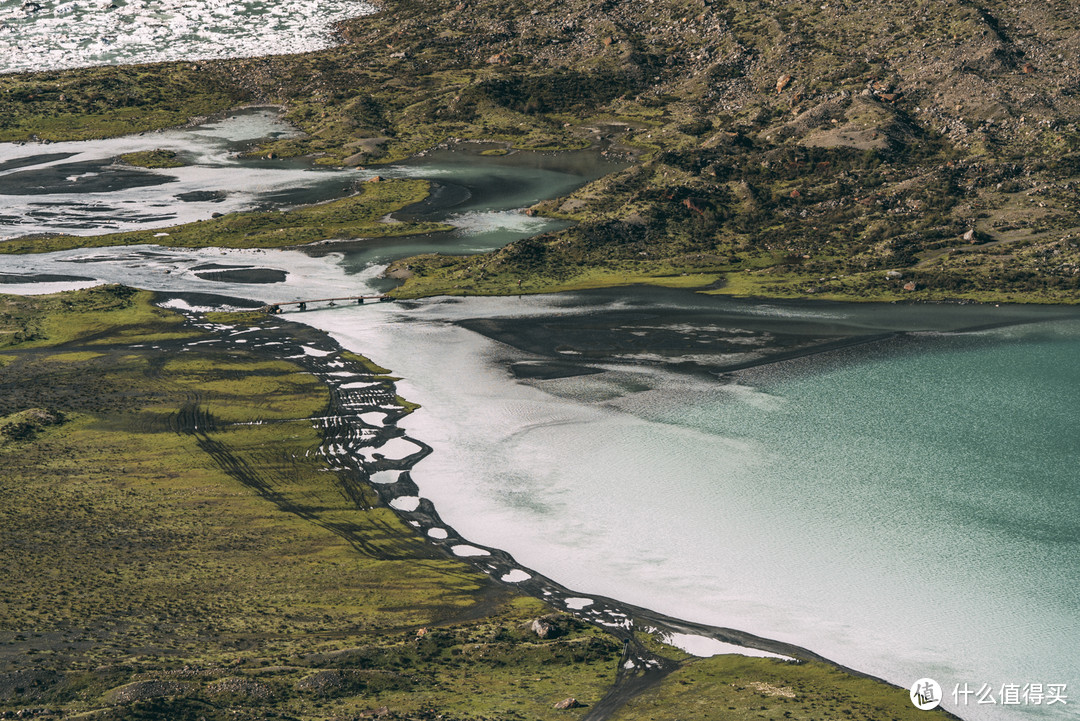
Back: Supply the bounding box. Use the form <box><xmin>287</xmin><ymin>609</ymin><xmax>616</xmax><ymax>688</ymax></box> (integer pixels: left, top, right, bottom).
<box><xmin>611</xmin><ymin>655</ymin><xmax>954</xmax><ymax>721</ymax></box>
<box><xmin>119</xmin><ymin>149</ymin><xmax>185</xmax><ymax>168</ymax></box>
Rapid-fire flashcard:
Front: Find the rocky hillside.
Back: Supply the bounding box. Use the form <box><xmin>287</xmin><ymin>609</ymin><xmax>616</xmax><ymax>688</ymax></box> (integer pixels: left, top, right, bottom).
<box><xmin>358</xmin><ymin>0</ymin><xmax>1080</xmax><ymax>301</ymax></box>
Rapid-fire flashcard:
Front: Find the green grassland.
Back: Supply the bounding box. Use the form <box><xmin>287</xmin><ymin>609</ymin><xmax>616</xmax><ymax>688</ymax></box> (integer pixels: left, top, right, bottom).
<box><xmin>0</xmin><ymin>286</ymin><xmax>620</xmax><ymax>719</ymax></box>
<box><xmin>0</xmin><ymin>64</ymin><xmax>241</xmax><ymax>142</ymax></box>
<box><xmin>609</xmin><ymin>655</ymin><xmax>950</xmax><ymax>721</ymax></box>
<box><xmin>118</xmin><ymin>149</ymin><xmax>185</xmax><ymax>169</ymax></box>
<box><xmin>0</xmin><ymin>287</ymin><xmax>950</xmax><ymax>719</ymax></box>
<box><xmin>0</xmin><ymin>180</ymin><xmax>451</xmax><ymax>255</ymax></box>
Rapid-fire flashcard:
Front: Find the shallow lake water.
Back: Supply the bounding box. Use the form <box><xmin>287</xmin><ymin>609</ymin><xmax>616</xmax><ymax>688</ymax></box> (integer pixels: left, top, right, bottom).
<box><xmin>307</xmin><ymin>293</ymin><xmax>1080</xmax><ymax>721</ymax></box>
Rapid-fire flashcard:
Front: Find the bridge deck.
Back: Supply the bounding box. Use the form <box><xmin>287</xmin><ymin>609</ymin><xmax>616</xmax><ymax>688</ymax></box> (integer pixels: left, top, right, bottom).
<box><xmin>260</xmin><ymin>295</ymin><xmax>391</xmax><ymax>312</ymax></box>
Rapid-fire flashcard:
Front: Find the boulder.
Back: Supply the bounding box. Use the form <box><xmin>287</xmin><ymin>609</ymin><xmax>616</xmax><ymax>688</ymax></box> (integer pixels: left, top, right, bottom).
<box><xmin>359</xmin><ymin>706</ymin><xmax>391</xmax><ymax>718</ymax></box>
<box><xmin>531</xmin><ymin>618</ymin><xmax>554</xmax><ymax>638</ymax></box>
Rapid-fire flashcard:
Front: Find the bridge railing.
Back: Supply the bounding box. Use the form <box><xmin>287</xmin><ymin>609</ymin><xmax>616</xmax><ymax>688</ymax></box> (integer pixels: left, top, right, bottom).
<box><xmin>260</xmin><ymin>295</ymin><xmax>392</xmax><ymax>313</ymax></box>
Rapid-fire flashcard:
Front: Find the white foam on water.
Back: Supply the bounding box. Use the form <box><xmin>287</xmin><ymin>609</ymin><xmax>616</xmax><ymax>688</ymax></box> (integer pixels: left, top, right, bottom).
<box><xmin>450</xmin><ymin>544</ymin><xmax>490</xmax><ymax>558</ymax></box>
<box><xmin>0</xmin><ymin>244</ymin><xmax>361</xmax><ymax>305</ymax></box>
<box><xmin>341</xmin><ymin>381</ymin><xmax>378</xmax><ymax>390</ymax></box>
<box><xmin>661</xmin><ymin>632</ymin><xmax>792</xmax><ymax>660</ymax></box>
<box><xmin>389</xmin><ymin>496</ymin><xmax>420</xmax><ymax>512</ymax></box>
<box><xmin>0</xmin><ymin>110</ymin><xmax>379</xmax><ymax>240</ymax></box>
<box><xmin>358</xmin><ymin>411</ymin><xmax>387</xmax><ymax>425</ymax></box>
<box><xmin>0</xmin><ymin>0</ymin><xmax>375</xmax><ymax>74</ymax></box>
<box><xmin>444</xmin><ymin>210</ymin><xmax>553</xmax><ymax>236</ymax></box>
<box><xmin>0</xmin><ymin>280</ymin><xmax>101</xmax><ymax>294</ymax></box>
<box><xmin>368</xmin><ymin>470</ymin><xmax>399</xmax><ymax>485</ymax></box>
<box><xmin>500</xmin><ymin>569</ymin><xmax>531</xmax><ymax>583</ymax></box>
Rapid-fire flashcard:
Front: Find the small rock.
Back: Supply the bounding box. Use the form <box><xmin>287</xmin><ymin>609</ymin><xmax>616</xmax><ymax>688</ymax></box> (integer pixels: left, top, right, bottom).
<box><xmin>531</xmin><ymin>618</ymin><xmax>554</xmax><ymax>638</ymax></box>
<box><xmin>776</xmin><ymin>74</ymin><xmax>792</xmax><ymax>93</ymax></box>
<box><xmin>1023</xmin><ymin>63</ymin><xmax>1035</xmax><ymax>74</ymax></box>
<box><xmin>962</xmin><ymin>228</ymin><xmax>976</xmax><ymax>242</ymax></box>
<box><xmin>885</xmin><ymin>270</ymin><xmax>903</xmax><ymax>279</ymax></box>
<box><xmin>367</xmin><ymin>175</ymin><xmax>383</xmax><ymax>182</ymax></box>
<box><xmin>486</xmin><ymin>51</ymin><xmax>511</xmax><ymax>65</ymax></box>
<box><xmin>554</xmin><ymin>697</ymin><xmax>583</xmax><ymax>709</ymax></box>
<box><xmin>903</xmin><ymin>281</ymin><xmax>917</xmax><ymax>291</ymax></box>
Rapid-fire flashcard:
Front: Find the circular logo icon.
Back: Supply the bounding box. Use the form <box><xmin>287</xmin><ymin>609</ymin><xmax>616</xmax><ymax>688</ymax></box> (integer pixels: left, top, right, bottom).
<box><xmin>910</xmin><ymin>678</ymin><xmax>943</xmax><ymax>710</ymax></box>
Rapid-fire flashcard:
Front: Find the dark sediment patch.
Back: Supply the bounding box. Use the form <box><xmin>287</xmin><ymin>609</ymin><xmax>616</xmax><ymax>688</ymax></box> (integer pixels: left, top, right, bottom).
<box><xmin>0</xmin><ymin>152</ymin><xmax>79</xmax><ymax>173</ymax></box>
<box><xmin>193</xmin><ymin>267</ymin><xmax>288</xmax><ymax>284</ymax></box>
<box><xmin>174</xmin><ymin>190</ymin><xmax>228</xmax><ymax>203</ymax></box>
<box><xmin>165</xmin><ymin>290</ymin><xmax>265</xmax><ymax>310</ymax></box>
<box><xmin>0</xmin><ymin>272</ymin><xmax>94</xmax><ymax>283</ymax></box>
<box><xmin>0</xmin><ymin>160</ymin><xmax>175</xmax><ymax>195</ymax></box>
<box><xmin>509</xmin><ymin>360</ymin><xmax>605</xmax><ymax>379</ymax></box>
<box><xmin>457</xmin><ymin>288</ymin><xmax>1080</xmax><ymax>379</ymax></box>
